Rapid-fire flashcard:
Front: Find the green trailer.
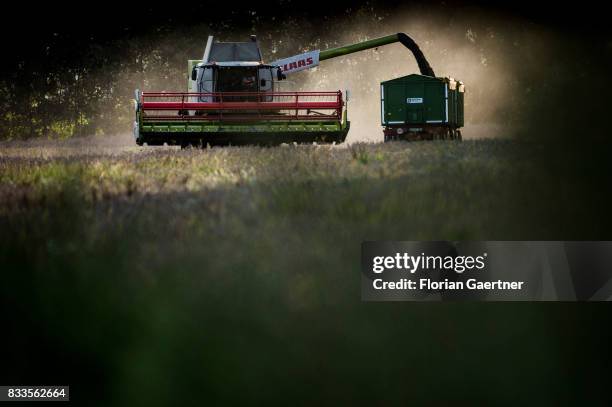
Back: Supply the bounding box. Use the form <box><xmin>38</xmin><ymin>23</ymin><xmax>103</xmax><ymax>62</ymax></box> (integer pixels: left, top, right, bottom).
<box><xmin>381</xmin><ymin>74</ymin><xmax>464</xmax><ymax>141</ymax></box>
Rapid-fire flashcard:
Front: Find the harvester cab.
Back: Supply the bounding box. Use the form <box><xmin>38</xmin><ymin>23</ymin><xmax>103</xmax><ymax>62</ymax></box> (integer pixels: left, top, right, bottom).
<box><xmin>188</xmin><ymin>36</ymin><xmax>281</xmax><ymax>100</ymax></box>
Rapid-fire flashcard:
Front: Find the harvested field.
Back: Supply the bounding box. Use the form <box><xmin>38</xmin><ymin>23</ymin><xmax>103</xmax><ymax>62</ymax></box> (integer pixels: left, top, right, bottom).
<box><xmin>1</xmin><ymin>138</ymin><xmax>610</xmax><ymax>404</ymax></box>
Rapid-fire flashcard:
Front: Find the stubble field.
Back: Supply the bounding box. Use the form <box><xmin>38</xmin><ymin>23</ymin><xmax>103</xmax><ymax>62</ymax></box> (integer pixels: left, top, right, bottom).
<box><xmin>1</xmin><ymin>137</ymin><xmax>610</xmax><ymax>405</ymax></box>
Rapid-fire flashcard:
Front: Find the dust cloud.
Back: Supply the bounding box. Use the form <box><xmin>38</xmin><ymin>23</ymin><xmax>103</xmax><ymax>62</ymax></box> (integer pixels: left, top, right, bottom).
<box><xmin>103</xmin><ymin>4</ymin><xmax>598</xmax><ymax>143</ymax></box>
<box><xmin>283</xmin><ymin>8</ymin><xmax>558</xmax><ymax>141</ymax></box>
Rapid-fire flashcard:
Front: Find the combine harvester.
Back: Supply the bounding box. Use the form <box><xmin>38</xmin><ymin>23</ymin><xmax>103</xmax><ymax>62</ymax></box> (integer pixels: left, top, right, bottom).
<box><xmin>134</xmin><ymin>33</ymin><xmax>460</xmax><ymax>146</ymax></box>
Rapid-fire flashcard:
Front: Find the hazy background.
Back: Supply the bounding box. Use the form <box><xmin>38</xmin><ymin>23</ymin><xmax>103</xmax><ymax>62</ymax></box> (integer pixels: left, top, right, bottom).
<box><xmin>1</xmin><ymin>1</ymin><xmax>610</xmax><ymax>141</ymax></box>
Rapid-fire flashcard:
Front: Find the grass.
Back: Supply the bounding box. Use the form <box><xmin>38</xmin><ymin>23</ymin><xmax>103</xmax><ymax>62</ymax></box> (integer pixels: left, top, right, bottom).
<box><xmin>1</xmin><ymin>138</ymin><xmax>610</xmax><ymax>405</ymax></box>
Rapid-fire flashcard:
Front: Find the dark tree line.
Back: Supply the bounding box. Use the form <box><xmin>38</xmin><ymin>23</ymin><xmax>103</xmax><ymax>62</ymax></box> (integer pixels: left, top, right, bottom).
<box><xmin>0</xmin><ymin>1</ymin><xmax>608</xmax><ymax>140</ymax></box>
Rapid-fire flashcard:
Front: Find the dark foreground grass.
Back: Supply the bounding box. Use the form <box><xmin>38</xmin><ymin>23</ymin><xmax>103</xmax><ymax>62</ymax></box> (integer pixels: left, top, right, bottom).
<box><xmin>1</xmin><ymin>139</ymin><xmax>611</xmax><ymax>405</ymax></box>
